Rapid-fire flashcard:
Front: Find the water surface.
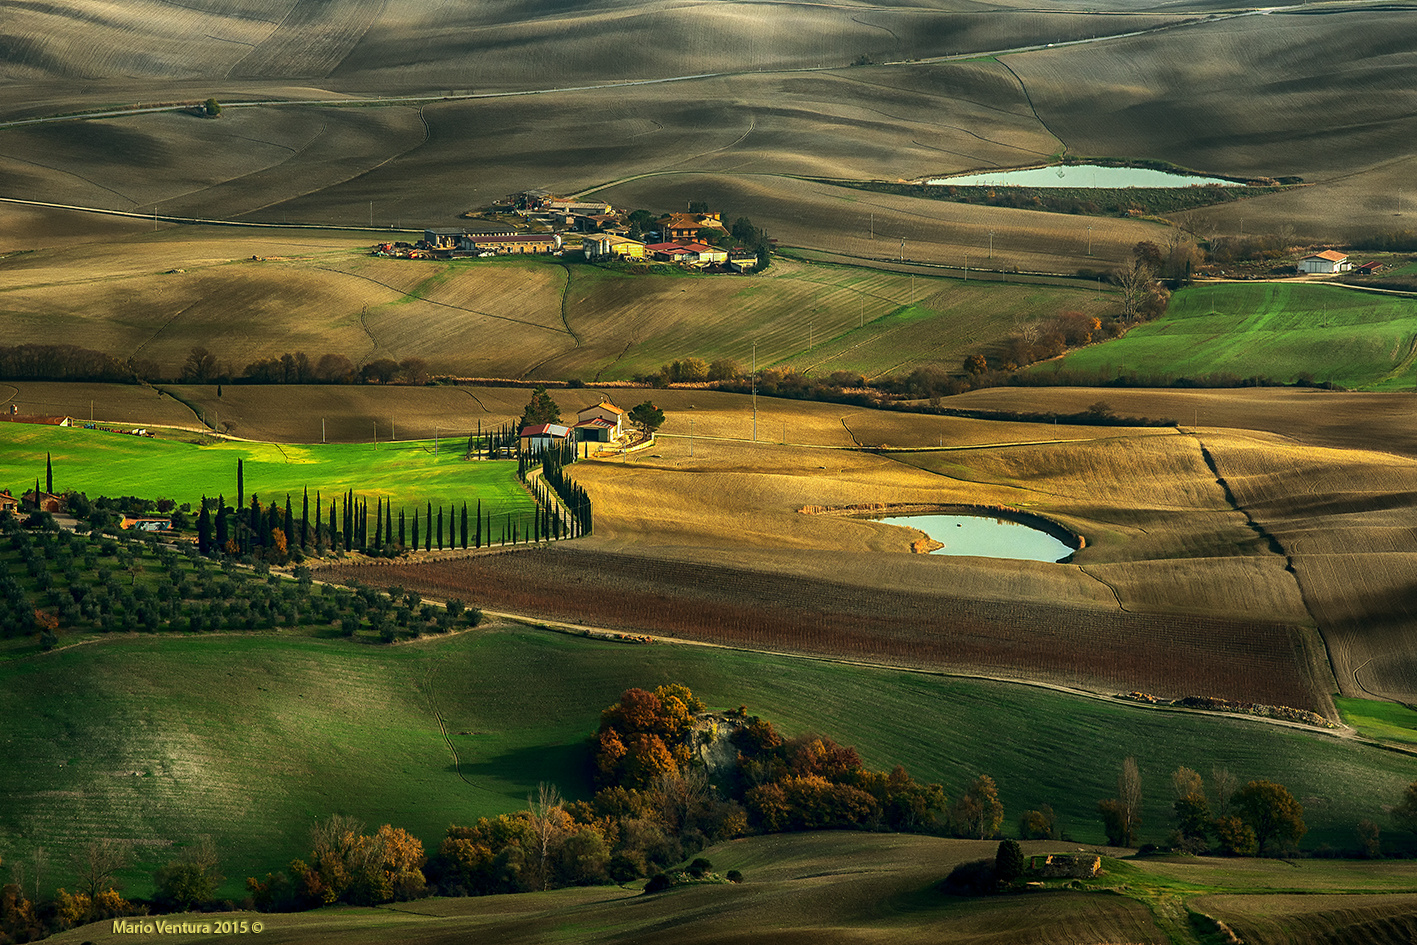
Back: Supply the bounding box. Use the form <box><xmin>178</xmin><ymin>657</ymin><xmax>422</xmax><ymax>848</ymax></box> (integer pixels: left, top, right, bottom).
<box><xmin>880</xmin><ymin>513</ymin><xmax>1075</xmax><ymax>563</ymax></box>
<box><xmin>926</xmin><ymin>164</ymin><xmax>1242</xmax><ymax>189</ymax></box>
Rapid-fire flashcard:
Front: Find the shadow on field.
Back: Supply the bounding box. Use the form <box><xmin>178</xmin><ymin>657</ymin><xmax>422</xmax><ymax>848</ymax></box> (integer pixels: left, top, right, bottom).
<box><xmin>455</xmin><ymin>741</ymin><xmax>594</xmax><ymax>799</ymax></box>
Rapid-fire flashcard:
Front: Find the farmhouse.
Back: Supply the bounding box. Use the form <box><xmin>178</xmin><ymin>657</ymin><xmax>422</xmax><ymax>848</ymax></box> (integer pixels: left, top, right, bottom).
<box><xmin>660</xmin><ymin>212</ymin><xmax>727</xmax><ymax>242</ymax></box>
<box><xmin>0</xmin><ymin>490</ymin><xmax>17</xmax><ymax>516</ymax></box>
<box><xmin>583</xmin><ymin>234</ymin><xmax>646</xmax><ymax>260</ymax></box>
<box><xmin>21</xmin><ymin>490</ymin><xmax>64</xmax><ymax>513</ymax></box>
<box><xmin>1299</xmin><ymin>250</ymin><xmax>1352</xmax><ymax>274</ymax></box>
<box><xmin>574</xmin><ymin>401</ymin><xmax>626</xmax><ymax>442</ymax></box>
<box><xmin>520</xmin><ymin>423</ymin><xmax>573</xmax><ymax>452</ymax></box>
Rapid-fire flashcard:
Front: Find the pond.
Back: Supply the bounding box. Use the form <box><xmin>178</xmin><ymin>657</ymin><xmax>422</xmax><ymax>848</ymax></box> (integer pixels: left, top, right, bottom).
<box><xmin>879</xmin><ymin>513</ymin><xmax>1077</xmax><ymax>563</ymax></box>
<box><xmin>925</xmin><ymin>164</ymin><xmax>1243</xmax><ymax>189</ymax></box>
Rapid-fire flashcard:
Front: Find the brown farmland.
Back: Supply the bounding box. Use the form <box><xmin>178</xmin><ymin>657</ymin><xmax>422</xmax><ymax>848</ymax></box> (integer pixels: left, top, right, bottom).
<box><xmin>323</xmin><ymin>543</ymin><xmax>1328</xmax><ymax>713</ymax></box>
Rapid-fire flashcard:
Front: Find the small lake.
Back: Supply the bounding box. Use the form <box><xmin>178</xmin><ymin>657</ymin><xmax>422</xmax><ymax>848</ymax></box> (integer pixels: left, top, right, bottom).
<box><xmin>879</xmin><ymin>513</ymin><xmax>1076</xmax><ymax>563</ymax></box>
<box><xmin>925</xmin><ymin>164</ymin><xmax>1243</xmax><ymax>189</ymax></box>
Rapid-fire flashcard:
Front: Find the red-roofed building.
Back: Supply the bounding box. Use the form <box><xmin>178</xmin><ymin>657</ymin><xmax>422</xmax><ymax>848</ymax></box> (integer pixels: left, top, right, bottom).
<box><xmin>1299</xmin><ymin>250</ymin><xmax>1352</xmax><ymax>274</ymax></box>
<box><xmin>575</xmin><ymin>401</ymin><xmax>625</xmax><ymax>441</ymax></box>
<box><xmin>1355</xmin><ymin>260</ymin><xmax>1386</xmax><ymax>274</ymax></box>
<box><xmin>645</xmin><ymin>242</ymin><xmax>692</xmax><ymax>262</ymax></box>
<box><xmin>660</xmin><ymin>212</ymin><xmax>726</xmax><ymax>242</ymax></box>
<box><xmin>520</xmin><ymin>423</ymin><xmax>573</xmax><ymax>452</ymax></box>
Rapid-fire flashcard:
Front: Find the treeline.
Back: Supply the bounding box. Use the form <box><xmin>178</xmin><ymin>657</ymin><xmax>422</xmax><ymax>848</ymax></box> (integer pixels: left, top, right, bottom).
<box><xmin>184</xmin><ymin>348</ymin><xmax>431</xmax><ymax>386</ymax></box>
<box><xmin>0</xmin><ymin>344</ymin><xmax>157</xmax><ymax>383</ymax></box>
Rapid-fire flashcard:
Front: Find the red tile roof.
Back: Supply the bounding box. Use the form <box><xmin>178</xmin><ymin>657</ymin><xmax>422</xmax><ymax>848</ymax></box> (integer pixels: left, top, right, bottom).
<box><xmin>1305</xmin><ymin>250</ymin><xmax>1348</xmax><ymax>262</ymax></box>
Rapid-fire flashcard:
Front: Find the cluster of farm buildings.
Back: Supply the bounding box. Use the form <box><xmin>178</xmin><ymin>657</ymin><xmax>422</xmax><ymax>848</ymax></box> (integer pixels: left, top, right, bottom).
<box><xmin>520</xmin><ymin>400</ymin><xmax>630</xmax><ymax>451</ymax></box>
<box><xmin>374</xmin><ymin>190</ymin><xmax>760</xmax><ymax>271</ymax></box>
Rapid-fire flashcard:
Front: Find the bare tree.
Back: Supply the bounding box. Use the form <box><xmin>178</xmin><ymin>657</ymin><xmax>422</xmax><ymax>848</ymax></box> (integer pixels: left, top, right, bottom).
<box><xmin>1113</xmin><ymin>260</ymin><xmax>1153</xmax><ymax>321</ymax></box>
<box><xmin>1119</xmin><ymin>757</ymin><xmax>1143</xmax><ymax>845</ymax></box>
<box><xmin>1212</xmin><ymin>767</ymin><xmax>1238</xmax><ymax>818</ymax></box>
<box><xmin>71</xmin><ymin>838</ymin><xmax>130</xmax><ymax>902</ymax></box>
<box><xmin>181</xmin><ymin>347</ymin><xmax>219</xmax><ymax>383</ymax></box>
<box><xmin>1172</xmin><ymin>766</ymin><xmax>1204</xmax><ymax>800</ymax></box>
<box><xmin>526</xmin><ymin>782</ymin><xmax>565</xmax><ymax>892</ymax></box>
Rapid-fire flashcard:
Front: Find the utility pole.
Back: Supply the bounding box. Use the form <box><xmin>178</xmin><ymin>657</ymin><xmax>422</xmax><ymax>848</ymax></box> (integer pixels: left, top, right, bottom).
<box><xmin>964</xmin><ymin>254</ymin><xmax>968</xmax><ymax>282</ymax></box>
<box><xmin>373</xmin><ymin>420</ymin><xmax>377</xmax><ymax>450</ymax></box>
<box><xmin>322</xmin><ymin>418</ymin><xmax>326</xmax><ymax>443</ymax></box>
<box><xmin>899</xmin><ymin>238</ymin><xmax>904</xmax><ymax>262</ymax></box>
<box><xmin>751</xmin><ymin>342</ymin><xmax>757</xmax><ymax>442</ymax></box>
<box><xmin>988</xmin><ymin>229</ymin><xmax>995</xmax><ymax>260</ymax></box>
<box><xmin>1087</xmin><ymin>225</ymin><xmax>1093</xmax><ymax>257</ymax></box>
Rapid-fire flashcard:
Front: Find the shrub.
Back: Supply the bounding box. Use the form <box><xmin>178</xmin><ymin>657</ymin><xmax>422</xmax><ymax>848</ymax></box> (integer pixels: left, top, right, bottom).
<box><xmin>725</xmin><ymin>869</ymin><xmax>743</xmax><ymax>884</ymax></box>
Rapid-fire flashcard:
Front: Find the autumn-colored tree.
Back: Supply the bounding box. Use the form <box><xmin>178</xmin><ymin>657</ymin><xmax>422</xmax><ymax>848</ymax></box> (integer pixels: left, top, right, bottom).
<box><xmin>154</xmin><ymin>836</ymin><xmax>222</xmax><ymax>910</ymax></box>
<box><xmin>1018</xmin><ymin>805</ymin><xmax>1058</xmax><ymax>840</ymax></box>
<box><xmin>1212</xmin><ymin>815</ymin><xmax>1258</xmax><ymax>856</ymax></box>
<box><xmin>1232</xmin><ymin>780</ymin><xmax>1306</xmax><ymax>855</ymax></box>
<box><xmin>953</xmin><ymin>775</ymin><xmax>1004</xmax><ymax>840</ymax></box>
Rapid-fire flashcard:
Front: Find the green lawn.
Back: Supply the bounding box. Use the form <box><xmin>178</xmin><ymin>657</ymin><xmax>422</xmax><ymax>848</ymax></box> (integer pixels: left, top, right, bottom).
<box><xmin>0</xmin><ymin>423</ymin><xmax>533</xmax><ymax>516</ymax></box>
<box><xmin>1035</xmin><ymin>282</ymin><xmax>1417</xmax><ymax>390</ymax></box>
<box><xmin>1336</xmin><ymin>696</ymin><xmax>1417</xmax><ymax>746</ymax></box>
<box><xmin>3</xmin><ymin>626</ymin><xmax>1412</xmax><ymax>899</ymax></box>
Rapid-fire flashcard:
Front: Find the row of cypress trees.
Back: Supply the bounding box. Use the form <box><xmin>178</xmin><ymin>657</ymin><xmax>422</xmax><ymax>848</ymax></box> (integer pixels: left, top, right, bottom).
<box><xmin>196</xmin><ymin>454</ymin><xmax>590</xmax><ymax>559</ymax></box>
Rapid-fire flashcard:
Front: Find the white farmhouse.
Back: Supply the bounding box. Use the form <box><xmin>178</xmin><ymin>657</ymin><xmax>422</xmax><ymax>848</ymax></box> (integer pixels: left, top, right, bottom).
<box><xmin>1298</xmin><ymin>250</ymin><xmax>1352</xmax><ymax>274</ymax></box>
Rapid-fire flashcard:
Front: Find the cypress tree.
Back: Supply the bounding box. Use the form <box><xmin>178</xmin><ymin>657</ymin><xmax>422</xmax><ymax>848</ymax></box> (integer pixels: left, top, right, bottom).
<box><xmin>315</xmin><ymin>491</ymin><xmax>323</xmax><ymax>550</ymax></box>
<box><xmin>426</xmin><ymin>502</ymin><xmax>432</xmax><ymax>551</ymax></box>
<box><xmin>460</xmin><ymin>502</ymin><xmax>468</xmax><ymax>549</ymax></box>
<box><xmin>216</xmin><ymin>494</ymin><xmax>228</xmax><ymax>550</ymax></box>
<box><xmin>330</xmin><ymin>499</ymin><xmax>338</xmax><ymax>550</ymax></box>
<box><xmin>437</xmin><ymin>505</ymin><xmax>444</xmax><ymax>550</ymax></box>
<box><xmin>284</xmin><ymin>494</ymin><xmax>294</xmax><ymax>548</ymax></box>
<box><xmin>411</xmin><ymin>509</ymin><xmax>420</xmax><ymax>551</ymax></box>
<box><xmin>45</xmin><ymin>452</ymin><xmax>52</xmax><ymax>495</ymax></box>
<box><xmin>385</xmin><ymin>500</ymin><xmax>393</xmax><ymax>548</ymax></box>
<box><xmin>374</xmin><ymin>497</ymin><xmax>383</xmax><ymax>548</ymax></box>
<box><xmin>301</xmin><ymin>487</ymin><xmax>310</xmax><ymax>549</ymax></box>
<box><xmin>399</xmin><ymin>509</ymin><xmax>406</xmax><ymax>549</ymax></box>
<box><xmin>197</xmin><ymin>497</ymin><xmax>213</xmax><ymax>553</ymax></box>
<box><xmin>344</xmin><ymin>492</ymin><xmax>353</xmax><ymax>547</ymax></box>
<box><xmin>475</xmin><ymin>499</ymin><xmax>482</xmax><ymax>548</ymax></box>
<box><xmin>237</xmin><ymin>458</ymin><xmax>244</xmax><ymax>509</ymax></box>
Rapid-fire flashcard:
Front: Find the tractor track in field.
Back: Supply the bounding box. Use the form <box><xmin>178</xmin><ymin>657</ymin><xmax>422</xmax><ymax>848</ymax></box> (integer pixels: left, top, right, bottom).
<box><xmin>421</xmin><ymin>655</ymin><xmax>473</xmax><ymax>786</ymax></box>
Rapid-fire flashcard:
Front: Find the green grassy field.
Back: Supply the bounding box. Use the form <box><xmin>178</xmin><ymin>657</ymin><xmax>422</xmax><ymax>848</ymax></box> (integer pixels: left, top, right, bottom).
<box><xmin>1034</xmin><ymin>283</ymin><xmax>1417</xmax><ymax>390</ymax></box>
<box><xmin>3</xmin><ymin>625</ymin><xmax>1412</xmax><ymax>901</ymax></box>
<box><xmin>0</xmin><ymin>423</ymin><xmax>532</xmax><ymax>515</ymax></box>
<box><xmin>1336</xmin><ymin>697</ymin><xmax>1417</xmax><ymax>747</ymax></box>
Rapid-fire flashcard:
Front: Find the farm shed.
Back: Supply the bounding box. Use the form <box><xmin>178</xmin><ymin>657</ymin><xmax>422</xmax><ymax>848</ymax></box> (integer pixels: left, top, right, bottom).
<box><xmin>645</xmin><ymin>242</ymin><xmax>691</xmax><ymax>262</ymax></box>
<box><xmin>1355</xmin><ymin>260</ymin><xmax>1386</xmax><ymax>274</ymax></box>
<box><xmin>583</xmin><ymin>235</ymin><xmax>646</xmax><ymax>260</ymax></box>
<box><xmin>120</xmin><ymin>516</ymin><xmax>173</xmax><ymax>532</ymax></box>
<box><xmin>459</xmin><ymin>233</ymin><xmax>563</xmax><ymax>255</ymax></box>
<box><xmin>681</xmin><ymin>242</ymin><xmax>727</xmax><ymax>266</ymax></box>
<box><xmin>573</xmin><ymin>417</ymin><xmax>618</xmax><ymax>442</ymax></box>
<box><xmin>1299</xmin><ymin>250</ymin><xmax>1351</xmax><ymax>274</ymax></box>
<box><xmin>520</xmin><ymin>423</ymin><xmax>573</xmax><ymax>452</ymax></box>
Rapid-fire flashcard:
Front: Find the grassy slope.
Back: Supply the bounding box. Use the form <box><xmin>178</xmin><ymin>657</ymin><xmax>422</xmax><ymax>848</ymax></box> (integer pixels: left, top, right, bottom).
<box><xmin>2</xmin><ymin>626</ymin><xmax>1411</xmax><ymax>900</ymax></box>
<box><xmin>1035</xmin><ymin>283</ymin><xmax>1417</xmax><ymax>390</ymax></box>
<box><xmin>0</xmin><ymin>423</ymin><xmax>533</xmax><ymax>516</ymax></box>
